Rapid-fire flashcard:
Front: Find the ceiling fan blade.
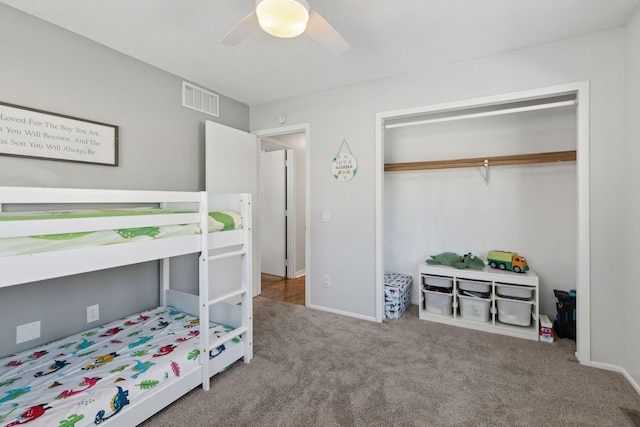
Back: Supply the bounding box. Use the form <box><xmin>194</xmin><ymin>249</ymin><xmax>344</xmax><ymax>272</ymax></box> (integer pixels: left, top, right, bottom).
<box><xmin>220</xmin><ymin>10</ymin><xmax>259</xmax><ymax>46</ymax></box>
<box><xmin>305</xmin><ymin>9</ymin><xmax>350</xmax><ymax>55</ymax></box>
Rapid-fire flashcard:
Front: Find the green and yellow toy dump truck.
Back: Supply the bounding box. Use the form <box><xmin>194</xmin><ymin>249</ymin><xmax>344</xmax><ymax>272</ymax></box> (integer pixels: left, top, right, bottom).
<box><xmin>487</xmin><ymin>250</ymin><xmax>529</xmax><ymax>273</ymax></box>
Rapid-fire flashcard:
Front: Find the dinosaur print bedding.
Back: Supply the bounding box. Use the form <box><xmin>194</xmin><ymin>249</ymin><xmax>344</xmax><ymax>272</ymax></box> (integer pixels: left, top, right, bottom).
<box><xmin>0</xmin><ymin>207</ymin><xmax>242</xmax><ymax>257</ymax></box>
<box><xmin>0</xmin><ymin>306</ymin><xmax>240</xmax><ymax>427</ymax></box>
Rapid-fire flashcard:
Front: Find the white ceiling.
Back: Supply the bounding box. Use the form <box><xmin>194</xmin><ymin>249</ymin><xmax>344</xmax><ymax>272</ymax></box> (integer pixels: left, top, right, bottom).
<box><xmin>2</xmin><ymin>0</ymin><xmax>639</xmax><ymax>106</ymax></box>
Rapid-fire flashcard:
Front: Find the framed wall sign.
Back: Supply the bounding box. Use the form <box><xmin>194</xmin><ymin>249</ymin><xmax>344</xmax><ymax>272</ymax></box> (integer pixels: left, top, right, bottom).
<box><xmin>0</xmin><ymin>101</ymin><xmax>119</xmax><ymax>166</ymax></box>
<box><xmin>331</xmin><ymin>139</ymin><xmax>358</xmax><ymax>182</ymax></box>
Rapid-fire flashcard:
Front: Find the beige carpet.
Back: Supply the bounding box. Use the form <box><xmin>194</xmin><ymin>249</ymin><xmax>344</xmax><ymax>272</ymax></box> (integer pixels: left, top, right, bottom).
<box><xmin>141</xmin><ymin>297</ymin><xmax>640</xmax><ymax>426</ymax></box>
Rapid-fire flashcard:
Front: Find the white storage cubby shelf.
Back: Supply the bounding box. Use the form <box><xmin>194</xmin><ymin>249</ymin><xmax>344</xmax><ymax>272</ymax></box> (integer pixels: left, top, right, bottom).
<box><xmin>419</xmin><ymin>263</ymin><xmax>539</xmax><ymax>341</ymax></box>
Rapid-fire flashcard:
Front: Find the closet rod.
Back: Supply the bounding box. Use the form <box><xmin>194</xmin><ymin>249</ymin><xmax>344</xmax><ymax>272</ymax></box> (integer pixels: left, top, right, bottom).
<box><xmin>384</xmin><ymin>150</ymin><xmax>576</xmax><ymax>172</ymax></box>
<box><xmin>384</xmin><ymin>99</ymin><xmax>577</xmax><ymax>129</ymax></box>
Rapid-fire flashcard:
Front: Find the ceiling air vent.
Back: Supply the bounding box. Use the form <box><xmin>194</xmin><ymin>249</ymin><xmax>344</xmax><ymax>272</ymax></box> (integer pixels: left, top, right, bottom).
<box><xmin>182</xmin><ymin>81</ymin><xmax>219</xmax><ymax>117</ymax></box>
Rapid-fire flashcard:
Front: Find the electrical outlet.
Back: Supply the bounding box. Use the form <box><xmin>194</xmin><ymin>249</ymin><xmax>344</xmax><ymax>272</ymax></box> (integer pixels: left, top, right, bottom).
<box><xmin>323</xmin><ymin>275</ymin><xmax>331</xmax><ymax>287</ymax></box>
<box><xmin>87</xmin><ymin>304</ymin><xmax>99</xmax><ymax>323</ymax></box>
<box><xmin>16</xmin><ymin>321</ymin><xmax>40</xmax><ymax>344</ymax></box>
<box><xmin>322</xmin><ymin>210</ymin><xmax>330</xmax><ymax>223</ymax></box>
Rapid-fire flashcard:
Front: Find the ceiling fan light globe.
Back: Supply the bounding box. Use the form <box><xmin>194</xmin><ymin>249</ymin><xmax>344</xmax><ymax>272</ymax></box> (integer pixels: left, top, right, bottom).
<box><xmin>256</xmin><ymin>0</ymin><xmax>310</xmax><ymax>38</ymax></box>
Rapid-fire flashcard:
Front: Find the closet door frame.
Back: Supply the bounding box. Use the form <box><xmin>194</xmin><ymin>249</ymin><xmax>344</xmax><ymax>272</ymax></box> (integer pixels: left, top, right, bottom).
<box><xmin>374</xmin><ymin>81</ymin><xmax>590</xmax><ymax>365</ymax></box>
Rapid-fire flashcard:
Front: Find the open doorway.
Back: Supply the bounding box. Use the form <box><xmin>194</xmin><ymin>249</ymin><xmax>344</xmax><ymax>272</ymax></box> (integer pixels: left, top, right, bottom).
<box><xmin>257</xmin><ymin>129</ymin><xmax>308</xmax><ymax>306</ymax></box>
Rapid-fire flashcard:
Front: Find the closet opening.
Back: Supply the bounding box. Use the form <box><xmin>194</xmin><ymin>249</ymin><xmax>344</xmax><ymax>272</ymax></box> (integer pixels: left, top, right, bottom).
<box><xmin>375</xmin><ymin>82</ymin><xmax>590</xmax><ymax>364</ymax></box>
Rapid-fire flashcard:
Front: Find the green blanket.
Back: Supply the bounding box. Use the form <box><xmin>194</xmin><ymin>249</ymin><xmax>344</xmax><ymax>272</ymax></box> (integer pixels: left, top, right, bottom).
<box><xmin>0</xmin><ymin>208</ymin><xmax>242</xmax><ymax>257</ymax></box>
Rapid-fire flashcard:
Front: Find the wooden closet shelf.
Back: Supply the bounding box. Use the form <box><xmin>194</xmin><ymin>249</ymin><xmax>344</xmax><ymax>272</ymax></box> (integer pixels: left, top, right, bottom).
<box><xmin>384</xmin><ymin>150</ymin><xmax>576</xmax><ymax>172</ymax></box>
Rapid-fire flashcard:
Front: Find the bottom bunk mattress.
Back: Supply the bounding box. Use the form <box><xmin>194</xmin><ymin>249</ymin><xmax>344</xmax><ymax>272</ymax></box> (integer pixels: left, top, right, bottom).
<box><xmin>0</xmin><ymin>306</ymin><xmax>241</xmax><ymax>427</ymax></box>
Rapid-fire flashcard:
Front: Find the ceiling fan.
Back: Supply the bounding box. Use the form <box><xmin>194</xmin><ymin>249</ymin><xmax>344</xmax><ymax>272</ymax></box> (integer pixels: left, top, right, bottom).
<box><xmin>220</xmin><ymin>0</ymin><xmax>350</xmax><ymax>55</ymax></box>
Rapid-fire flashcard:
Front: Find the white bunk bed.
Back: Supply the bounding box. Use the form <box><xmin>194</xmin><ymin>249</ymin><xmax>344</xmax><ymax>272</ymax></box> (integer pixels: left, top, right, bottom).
<box><xmin>0</xmin><ymin>186</ymin><xmax>252</xmax><ymax>427</ymax></box>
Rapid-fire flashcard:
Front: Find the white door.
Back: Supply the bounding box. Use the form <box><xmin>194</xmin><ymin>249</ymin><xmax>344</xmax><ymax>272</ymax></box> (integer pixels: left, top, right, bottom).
<box><xmin>205</xmin><ymin>121</ymin><xmax>259</xmax><ymax>296</ymax></box>
<box><xmin>260</xmin><ymin>150</ymin><xmax>286</xmax><ymax>276</ymax></box>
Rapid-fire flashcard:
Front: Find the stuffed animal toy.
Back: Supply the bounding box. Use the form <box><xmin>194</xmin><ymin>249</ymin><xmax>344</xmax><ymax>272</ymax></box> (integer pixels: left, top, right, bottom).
<box><xmin>461</xmin><ymin>253</ymin><xmax>485</xmax><ymax>270</ymax></box>
<box><xmin>426</xmin><ymin>252</ymin><xmax>485</xmax><ymax>270</ymax></box>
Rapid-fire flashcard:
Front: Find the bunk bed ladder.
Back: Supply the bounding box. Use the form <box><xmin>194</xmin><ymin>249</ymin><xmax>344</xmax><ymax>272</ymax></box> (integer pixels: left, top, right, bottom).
<box><xmin>199</xmin><ymin>194</ymin><xmax>253</xmax><ymax>392</ymax></box>
<box><xmin>240</xmin><ymin>196</ymin><xmax>253</xmax><ymax>364</ymax></box>
<box><xmin>239</xmin><ymin>197</ymin><xmax>253</xmax><ymax>366</ymax></box>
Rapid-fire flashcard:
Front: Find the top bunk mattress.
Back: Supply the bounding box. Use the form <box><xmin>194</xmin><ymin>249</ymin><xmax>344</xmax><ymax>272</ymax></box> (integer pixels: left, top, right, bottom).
<box><xmin>0</xmin><ymin>207</ymin><xmax>242</xmax><ymax>257</ymax></box>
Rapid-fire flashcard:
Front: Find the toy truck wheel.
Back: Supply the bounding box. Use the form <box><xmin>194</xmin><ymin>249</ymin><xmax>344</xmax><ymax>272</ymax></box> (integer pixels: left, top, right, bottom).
<box><xmin>513</xmin><ymin>266</ymin><xmax>521</xmax><ymax>273</ymax></box>
<box><xmin>489</xmin><ymin>261</ymin><xmax>498</xmax><ymax>268</ymax></box>
<box><xmin>499</xmin><ymin>263</ymin><xmax>506</xmax><ymax>270</ymax></box>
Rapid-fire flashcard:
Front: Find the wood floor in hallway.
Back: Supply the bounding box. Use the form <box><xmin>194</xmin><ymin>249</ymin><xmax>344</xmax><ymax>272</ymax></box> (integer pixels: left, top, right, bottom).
<box><xmin>260</xmin><ymin>273</ymin><xmax>305</xmax><ymax>306</ymax></box>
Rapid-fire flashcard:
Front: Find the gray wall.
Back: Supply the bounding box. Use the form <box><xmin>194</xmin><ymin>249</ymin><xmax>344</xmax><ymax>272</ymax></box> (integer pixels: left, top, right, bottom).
<box><xmin>0</xmin><ymin>4</ymin><xmax>249</xmax><ymax>357</ymax></box>
<box><xmin>251</xmin><ymin>29</ymin><xmax>626</xmax><ymax>367</ymax></box>
<box><xmin>623</xmin><ymin>8</ymin><xmax>640</xmax><ymax>393</ymax></box>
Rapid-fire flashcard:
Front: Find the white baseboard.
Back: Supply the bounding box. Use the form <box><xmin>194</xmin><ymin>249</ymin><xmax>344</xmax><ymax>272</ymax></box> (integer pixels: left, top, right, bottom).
<box><xmin>307</xmin><ymin>303</ymin><xmax>377</xmax><ymax>322</ymax></box>
<box><xmin>294</xmin><ymin>269</ymin><xmax>305</xmax><ymax>278</ymax></box>
<box><xmin>589</xmin><ymin>361</ymin><xmax>640</xmax><ymax>396</ymax></box>
<box><xmin>589</xmin><ymin>360</ymin><xmax>622</xmax><ymax>372</ymax></box>
<box><xmin>623</xmin><ymin>369</ymin><xmax>640</xmax><ymax>396</ymax></box>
